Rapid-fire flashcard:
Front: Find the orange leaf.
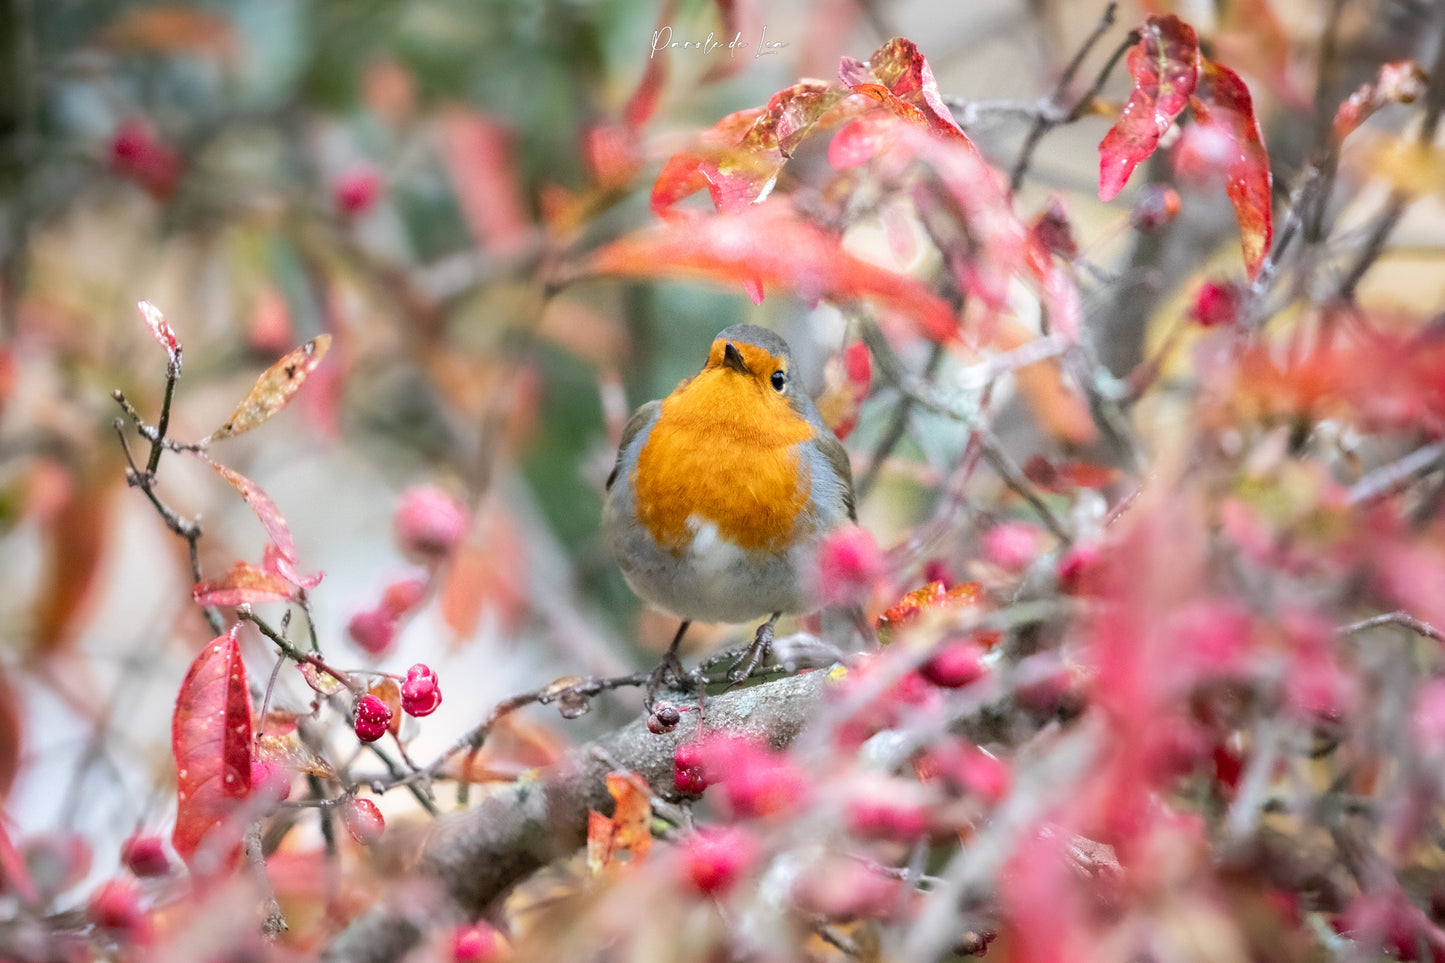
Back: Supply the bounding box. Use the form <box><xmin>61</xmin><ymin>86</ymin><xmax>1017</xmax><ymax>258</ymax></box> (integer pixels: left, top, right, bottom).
<box><xmin>589</xmin><ymin>203</ymin><xmax>958</xmax><ymax>341</ymax></box>
<box><xmin>193</xmin><ymin>562</ymin><xmax>296</xmax><ymax>607</ymax></box>
<box><xmin>1097</xmin><ymin>15</ymin><xmax>1200</xmax><ymax>201</ymax></box>
<box><xmin>876</xmin><ymin>581</ymin><xmax>990</xmax><ymax>643</ymax></box>
<box><xmin>838</xmin><ymin>38</ymin><xmax>977</xmax><ymax>149</ymax></box>
<box><xmin>588</xmin><ymin>772</ymin><xmax>653</xmax><ymax>874</ymax></box>
<box><xmin>172</xmin><ymin>626</ymin><xmax>253</xmax><ymax>867</ymax></box>
<box><xmin>205</xmin><ymin>334</ymin><xmax>331</xmax><ymax>443</ymax></box>
<box><xmin>651</xmin><ymin>82</ymin><xmax>846</xmax><ymax>217</ymax></box>
<box><xmin>1189</xmin><ymin>59</ymin><xmax>1273</xmax><ymax>280</ymax></box>
<box><xmin>98</xmin><ymin>5</ymin><xmax>236</xmax><ymax>62</ymax></box>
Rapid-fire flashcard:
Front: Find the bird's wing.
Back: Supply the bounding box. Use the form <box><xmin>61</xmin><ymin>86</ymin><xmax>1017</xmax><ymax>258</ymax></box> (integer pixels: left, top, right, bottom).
<box><xmin>814</xmin><ymin>430</ymin><xmax>856</xmax><ymax>523</ymax></box>
<box><xmin>606</xmin><ymin>400</ymin><xmax>662</xmax><ymax>492</ymax></box>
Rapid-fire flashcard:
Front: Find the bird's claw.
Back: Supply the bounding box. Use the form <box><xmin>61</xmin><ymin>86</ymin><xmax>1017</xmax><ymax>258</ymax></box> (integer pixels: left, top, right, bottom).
<box><xmin>727</xmin><ymin>619</ymin><xmax>776</xmax><ymax>684</ymax></box>
<box><xmin>645</xmin><ymin>651</ymin><xmax>687</xmax><ymax>709</ymax></box>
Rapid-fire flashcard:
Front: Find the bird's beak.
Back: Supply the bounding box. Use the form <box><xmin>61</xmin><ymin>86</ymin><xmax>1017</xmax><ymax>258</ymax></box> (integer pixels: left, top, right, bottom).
<box><xmin>722</xmin><ymin>342</ymin><xmax>749</xmax><ymax>374</ymax></box>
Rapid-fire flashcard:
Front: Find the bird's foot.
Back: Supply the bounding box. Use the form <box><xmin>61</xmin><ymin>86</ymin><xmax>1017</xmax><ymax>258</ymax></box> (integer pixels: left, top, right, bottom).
<box><xmin>645</xmin><ymin>650</ymin><xmax>687</xmax><ymax>710</ymax></box>
<box><xmin>728</xmin><ymin>617</ymin><xmax>777</xmax><ymax>684</ymax></box>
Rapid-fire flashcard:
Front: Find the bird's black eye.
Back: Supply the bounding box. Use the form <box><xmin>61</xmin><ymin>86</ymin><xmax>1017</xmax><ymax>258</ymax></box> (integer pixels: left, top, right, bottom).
<box><xmin>770</xmin><ymin>369</ymin><xmax>787</xmax><ymax>392</ymax></box>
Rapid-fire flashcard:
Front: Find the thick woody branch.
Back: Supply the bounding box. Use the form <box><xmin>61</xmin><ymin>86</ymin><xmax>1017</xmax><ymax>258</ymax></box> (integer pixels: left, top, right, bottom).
<box><xmin>320</xmin><ymin>670</ymin><xmax>829</xmax><ymax>963</ymax></box>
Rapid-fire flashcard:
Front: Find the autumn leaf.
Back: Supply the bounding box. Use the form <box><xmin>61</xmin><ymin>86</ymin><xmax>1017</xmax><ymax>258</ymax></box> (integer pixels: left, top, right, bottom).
<box><xmin>815</xmin><ymin>341</ymin><xmax>871</xmax><ymax>440</ymax></box>
<box><xmin>588</xmin><ymin>203</ymin><xmax>958</xmax><ymax>341</ymax></box>
<box><xmin>652</xmin><ymin>82</ymin><xmax>846</xmax><ymax>217</ymax></box>
<box><xmin>1098</xmin><ymin>15</ymin><xmax>1200</xmax><ymax>201</ymax></box>
<box><xmin>1333</xmin><ymin>61</ymin><xmax>1428</xmax><ymax>143</ymax></box>
<box><xmin>439</xmin><ymin>108</ymin><xmax>534</xmax><ymax>257</ymax></box>
<box><xmin>193</xmin><ymin>562</ymin><xmax>296</xmax><ymax>607</ymax></box>
<box><xmin>205</xmin><ymin>458</ymin><xmax>322</xmax><ymax>589</ymax></box>
<box><xmin>1190</xmin><ymin>59</ymin><xmax>1273</xmax><ymax>280</ymax></box>
<box><xmin>97</xmin><ymin>4</ymin><xmax>237</xmax><ymax>63</ymax></box>
<box><xmin>876</xmin><ymin>581</ymin><xmax>993</xmax><ymax>643</ymax></box>
<box><xmin>204</xmin><ymin>334</ymin><xmax>331</xmax><ymax>443</ymax></box>
<box><xmin>172</xmin><ymin>626</ymin><xmax>254</xmax><ymax>867</ymax></box>
<box><xmin>838</xmin><ymin>37</ymin><xmax>976</xmax><ymax>148</ymax></box>
<box><xmin>137</xmin><ymin>300</ymin><xmax>181</xmax><ymax>375</ymax></box>
<box><xmin>587</xmin><ymin>772</ymin><xmax>653</xmax><ymax>875</ymax></box>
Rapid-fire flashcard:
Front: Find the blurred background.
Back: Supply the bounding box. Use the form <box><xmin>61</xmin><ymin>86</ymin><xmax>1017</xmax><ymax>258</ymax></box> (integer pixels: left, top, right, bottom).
<box><xmin>0</xmin><ymin>0</ymin><xmax>1439</xmax><ymax>904</ymax></box>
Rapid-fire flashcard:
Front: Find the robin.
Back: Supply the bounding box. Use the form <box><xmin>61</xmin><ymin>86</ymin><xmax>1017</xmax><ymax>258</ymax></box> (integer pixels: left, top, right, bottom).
<box><xmin>603</xmin><ymin>324</ymin><xmax>857</xmax><ymax>692</ymax></box>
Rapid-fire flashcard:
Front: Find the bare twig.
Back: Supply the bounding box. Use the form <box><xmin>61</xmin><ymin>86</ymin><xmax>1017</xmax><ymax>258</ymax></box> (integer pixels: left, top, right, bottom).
<box><xmin>1339</xmin><ymin>610</ymin><xmax>1445</xmax><ymax>645</ymax></box>
<box><xmin>1009</xmin><ymin>4</ymin><xmax>1132</xmax><ymax>193</ymax></box>
<box><xmin>1346</xmin><ymin>441</ymin><xmax>1445</xmax><ymax>504</ymax></box>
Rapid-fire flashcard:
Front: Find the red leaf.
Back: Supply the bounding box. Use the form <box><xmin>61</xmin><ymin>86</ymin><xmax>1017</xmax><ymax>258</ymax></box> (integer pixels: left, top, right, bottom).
<box><xmin>204</xmin><ymin>334</ymin><xmax>331</xmax><ymax>443</ymax></box>
<box><xmin>828</xmin><ymin>110</ymin><xmax>896</xmax><ymax>169</ymax></box>
<box><xmin>1332</xmin><ymin>60</ymin><xmax>1427</xmax><ymax>143</ymax></box>
<box><xmin>838</xmin><ymin>38</ymin><xmax>976</xmax><ymax>149</ymax></box>
<box><xmin>1098</xmin><ymin>15</ymin><xmax>1199</xmax><ymax>201</ymax></box>
<box><xmin>588</xmin><ymin>203</ymin><xmax>957</xmax><ymax>341</ymax></box>
<box><xmin>193</xmin><ymin>562</ymin><xmax>296</xmax><ymax>607</ymax></box>
<box><xmin>651</xmin><ymin>82</ymin><xmax>846</xmax><ymax>217</ymax></box>
<box><xmin>0</xmin><ymin>666</ymin><xmax>18</xmax><ymax>801</ymax></box>
<box><xmin>1189</xmin><ymin>59</ymin><xmax>1273</xmax><ymax>279</ymax></box>
<box><xmin>205</xmin><ymin>459</ymin><xmax>322</xmax><ymax>588</ymax></box>
<box><xmin>438</xmin><ymin>108</ymin><xmax>533</xmax><ymax>257</ymax></box>
<box><xmin>172</xmin><ymin>626</ymin><xmax>254</xmax><ymax>867</ymax></box>
<box><xmin>137</xmin><ymin>300</ymin><xmax>181</xmax><ymax>374</ymax></box>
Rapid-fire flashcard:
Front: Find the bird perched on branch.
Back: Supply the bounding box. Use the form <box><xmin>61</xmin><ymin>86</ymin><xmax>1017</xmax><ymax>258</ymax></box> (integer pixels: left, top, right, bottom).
<box><xmin>603</xmin><ymin>324</ymin><xmax>856</xmax><ymax>697</ymax></box>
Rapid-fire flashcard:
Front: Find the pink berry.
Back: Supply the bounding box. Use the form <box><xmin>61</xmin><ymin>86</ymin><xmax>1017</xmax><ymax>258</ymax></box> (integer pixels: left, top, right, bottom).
<box><xmin>920</xmin><ymin>640</ymin><xmax>987</xmax><ymax>689</ymax></box>
<box><xmin>1191</xmin><ymin>280</ymin><xmax>1243</xmax><ymax>328</ymax></box>
<box><xmin>120</xmin><ymin>834</ymin><xmax>170</xmax><ymax>878</ymax></box>
<box><xmin>354</xmin><ymin>694</ymin><xmax>393</xmax><ymax>743</ymax></box>
<box><xmin>452</xmin><ymin>922</ymin><xmax>505</xmax><ymax>962</ymax></box>
<box><xmin>674</xmin><ymin>743</ymin><xmax>709</xmax><ymax>795</ymax></box>
<box><xmin>348</xmin><ymin>607</ymin><xmax>397</xmax><ymax>656</ymax></box>
<box><xmin>401</xmin><ymin>664</ymin><xmax>443</xmax><ymax>717</ymax></box>
<box><xmin>334</xmin><ymin>167</ymin><xmax>382</xmax><ymax>216</ymax></box>
<box><xmin>88</xmin><ymin>878</ymin><xmax>150</xmax><ymax>941</ymax></box>
<box><xmin>983</xmin><ymin>522</ymin><xmax>1042</xmax><ymax>573</ymax></box>
<box><xmin>342</xmin><ymin>798</ymin><xmax>385</xmax><ymax>845</ymax></box>
<box><xmin>816</xmin><ymin>525</ymin><xmax>886</xmax><ymax>607</ymax></box>
<box><xmin>680</xmin><ymin>827</ymin><xmax>757</xmax><ymax>897</ymax></box>
<box><xmin>394</xmin><ymin>485</ymin><xmax>469</xmax><ymax>560</ymax></box>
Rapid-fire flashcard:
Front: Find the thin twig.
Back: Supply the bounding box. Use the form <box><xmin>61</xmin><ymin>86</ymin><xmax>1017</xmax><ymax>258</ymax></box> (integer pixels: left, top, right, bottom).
<box><xmin>1338</xmin><ymin>611</ymin><xmax>1445</xmax><ymax>645</ymax></box>
<box><xmin>243</xmin><ymin>823</ymin><xmax>287</xmax><ymax>938</ymax></box>
<box><xmin>1346</xmin><ymin>441</ymin><xmax>1445</xmax><ymax>504</ymax></box>
<box><xmin>1009</xmin><ymin>4</ymin><xmax>1130</xmax><ymax>193</ymax></box>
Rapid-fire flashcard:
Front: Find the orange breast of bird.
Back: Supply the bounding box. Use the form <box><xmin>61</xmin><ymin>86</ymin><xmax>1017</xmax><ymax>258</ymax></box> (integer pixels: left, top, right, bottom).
<box><xmin>633</xmin><ymin>369</ymin><xmax>815</xmax><ymax>554</ymax></box>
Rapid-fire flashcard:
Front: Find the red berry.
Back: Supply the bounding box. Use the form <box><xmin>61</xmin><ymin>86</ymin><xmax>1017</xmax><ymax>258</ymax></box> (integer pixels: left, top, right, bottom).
<box><xmin>348</xmin><ymin>607</ymin><xmax>397</xmax><ymax>656</ymax></box>
<box><xmin>680</xmin><ymin>827</ymin><xmax>757</xmax><ymax>897</ymax></box>
<box><xmin>88</xmin><ymin>878</ymin><xmax>150</xmax><ymax>941</ymax></box>
<box><xmin>354</xmin><ymin>694</ymin><xmax>393</xmax><ymax>743</ymax></box>
<box><xmin>120</xmin><ymin>834</ymin><xmax>170</xmax><ymax>878</ymax></box>
<box><xmin>251</xmin><ymin>758</ymin><xmax>292</xmax><ymax>802</ymax></box>
<box><xmin>394</xmin><ymin>485</ymin><xmax>469</xmax><ymax>560</ymax></box>
<box><xmin>920</xmin><ymin>641</ymin><xmax>987</xmax><ymax>689</ymax></box>
<box><xmin>334</xmin><ymin>167</ymin><xmax>382</xmax><ymax>216</ymax></box>
<box><xmin>401</xmin><ymin>664</ymin><xmax>443</xmax><ymax>717</ymax></box>
<box><xmin>342</xmin><ymin>798</ymin><xmax>385</xmax><ymax>845</ymax></box>
<box><xmin>673</xmin><ymin>743</ymin><xmax>709</xmax><ymax>795</ymax></box>
<box><xmin>1191</xmin><ymin>280</ymin><xmax>1244</xmax><ymax>328</ymax></box>
<box><xmin>452</xmin><ymin>922</ymin><xmax>506</xmax><ymax>962</ymax></box>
